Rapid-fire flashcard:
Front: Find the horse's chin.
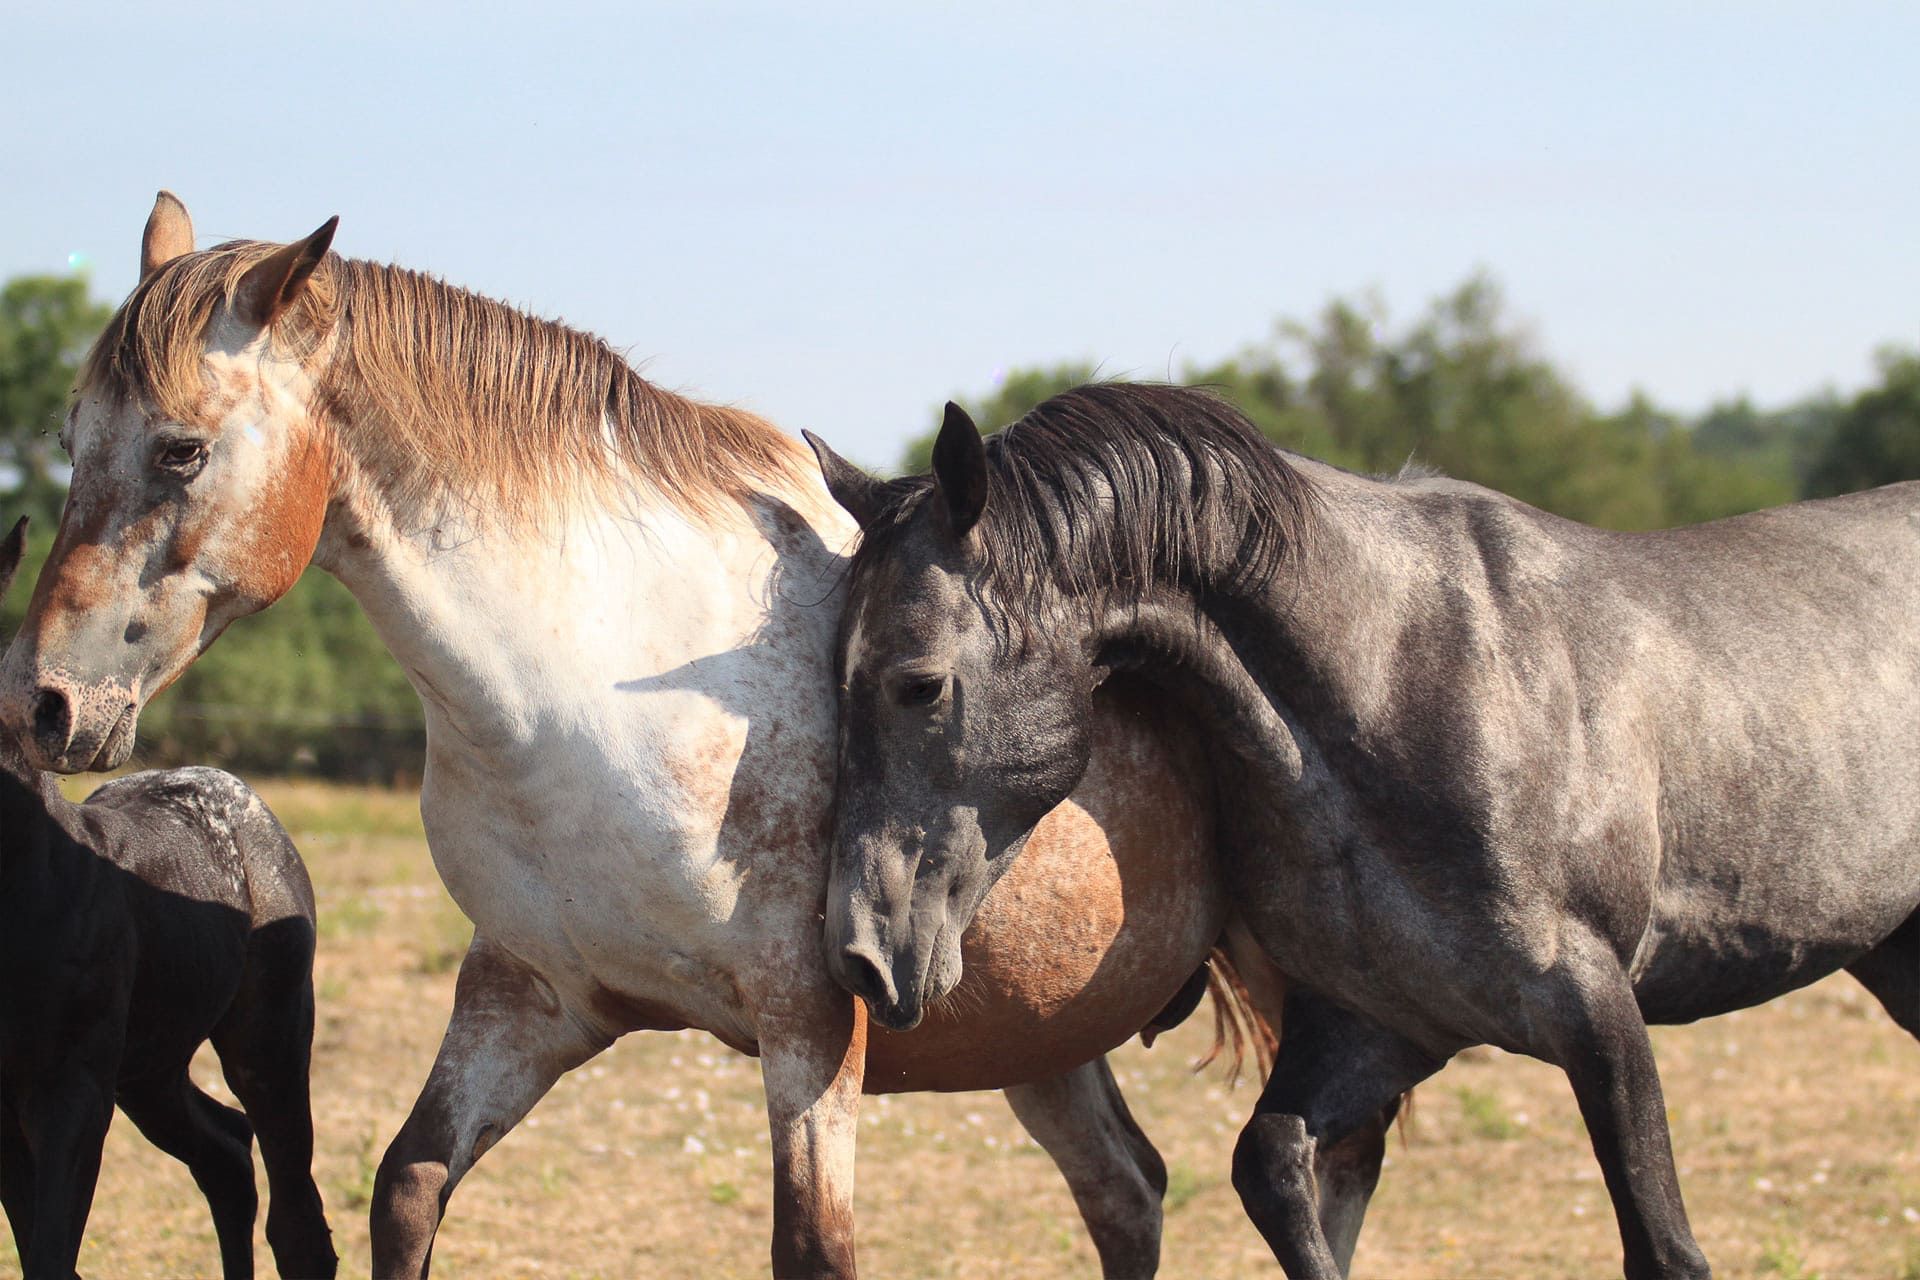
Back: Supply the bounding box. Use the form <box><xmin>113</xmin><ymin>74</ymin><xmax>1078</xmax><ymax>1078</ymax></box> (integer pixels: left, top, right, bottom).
<box><xmin>923</xmin><ymin>940</ymin><xmax>965</xmax><ymax>1012</ymax></box>
<box><xmin>51</xmin><ymin>704</ymin><xmax>140</xmax><ymax>774</ymax></box>
<box><xmin>92</xmin><ymin>706</ymin><xmax>140</xmax><ymax>772</ymax></box>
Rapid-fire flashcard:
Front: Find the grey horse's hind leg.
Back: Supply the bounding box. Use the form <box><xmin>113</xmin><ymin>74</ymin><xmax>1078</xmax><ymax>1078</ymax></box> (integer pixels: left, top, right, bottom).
<box><xmin>369</xmin><ymin>936</ymin><xmax>607</xmax><ymax>1279</ymax></box>
<box><xmin>1536</xmin><ymin>947</ymin><xmax>1710</xmax><ymax>1280</ymax></box>
<box><xmin>1848</xmin><ymin>909</ymin><xmax>1920</xmax><ymax>1037</ymax></box>
<box><xmin>1004</xmin><ymin>1056</ymin><xmax>1166</xmax><ymax>1278</ymax></box>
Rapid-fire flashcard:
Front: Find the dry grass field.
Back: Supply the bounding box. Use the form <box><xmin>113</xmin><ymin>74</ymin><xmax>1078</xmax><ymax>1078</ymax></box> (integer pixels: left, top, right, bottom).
<box><xmin>9</xmin><ymin>778</ymin><xmax>1917</xmax><ymax>1279</ymax></box>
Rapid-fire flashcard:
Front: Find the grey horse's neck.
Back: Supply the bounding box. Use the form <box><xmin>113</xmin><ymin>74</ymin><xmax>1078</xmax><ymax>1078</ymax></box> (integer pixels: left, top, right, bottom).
<box><xmin>1088</xmin><ymin>458</ymin><xmax>1428</xmax><ymax>736</ymax></box>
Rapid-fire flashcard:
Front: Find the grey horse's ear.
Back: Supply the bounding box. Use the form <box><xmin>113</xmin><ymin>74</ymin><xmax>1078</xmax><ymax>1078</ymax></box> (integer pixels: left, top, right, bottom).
<box><xmin>0</xmin><ymin>516</ymin><xmax>27</xmax><ymax>604</ymax></box>
<box><xmin>931</xmin><ymin>401</ymin><xmax>987</xmax><ymax>539</ymax></box>
<box><xmin>803</xmin><ymin>431</ymin><xmax>889</xmax><ymax>530</ymax></box>
<box><xmin>233</xmin><ymin>216</ymin><xmax>338</xmax><ymax>331</ymax></box>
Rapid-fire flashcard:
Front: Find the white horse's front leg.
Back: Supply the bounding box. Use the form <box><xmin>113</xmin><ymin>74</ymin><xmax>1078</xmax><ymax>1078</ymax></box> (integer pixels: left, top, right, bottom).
<box><xmin>370</xmin><ymin>936</ymin><xmax>609</xmax><ymax>1279</ymax></box>
<box><xmin>757</xmin><ymin>990</ymin><xmax>867</xmax><ymax>1280</ymax></box>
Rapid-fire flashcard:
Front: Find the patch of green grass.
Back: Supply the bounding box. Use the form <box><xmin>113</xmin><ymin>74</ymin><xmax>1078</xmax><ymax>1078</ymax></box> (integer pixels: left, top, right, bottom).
<box><xmin>1164</xmin><ymin>1163</ymin><xmax>1205</xmax><ymax>1213</ymax></box>
<box><xmin>1757</xmin><ymin>1235</ymin><xmax>1821</xmax><ymax>1280</ymax></box>
<box><xmin>317</xmin><ymin>893</ymin><xmax>383</xmax><ymax>941</ymax></box>
<box><xmin>416</xmin><ymin>899</ymin><xmax>474</xmax><ymax>975</ymax></box>
<box><xmin>1455</xmin><ymin>1086</ymin><xmax>1517</xmax><ymax>1141</ymax></box>
<box><xmin>338</xmin><ymin>1129</ymin><xmax>380</xmax><ymax>1210</ymax></box>
<box><xmin>315</xmin><ymin>975</ymin><xmax>348</xmax><ymax>1003</ymax></box>
<box><xmin>708</xmin><ymin>1180</ymin><xmax>741</xmax><ymax>1206</ymax></box>
<box><xmin>1897</xmin><ymin>1238</ymin><xmax>1920</xmax><ymax>1280</ymax></box>
<box><xmin>538</xmin><ymin>1161</ymin><xmax>571</xmax><ymax>1195</ymax></box>
<box><xmin>258</xmin><ymin>780</ymin><xmax>426</xmax><ymax>840</ymax></box>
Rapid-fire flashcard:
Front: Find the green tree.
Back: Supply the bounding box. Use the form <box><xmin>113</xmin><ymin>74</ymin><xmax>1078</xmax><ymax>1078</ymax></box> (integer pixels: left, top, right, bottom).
<box><xmin>907</xmin><ymin>275</ymin><xmax>1804</xmax><ymax>531</ymax></box>
<box><xmin>0</xmin><ymin>275</ymin><xmax>112</xmax><ymax>525</ymax></box>
<box><xmin>0</xmin><ymin>269</ymin><xmax>424</xmax><ymax>782</ymax></box>
<box><xmin>903</xmin><ymin>362</ymin><xmax>1099</xmax><ymax>473</ymax></box>
<box><xmin>1807</xmin><ymin>348</ymin><xmax>1920</xmax><ymax>496</ymax></box>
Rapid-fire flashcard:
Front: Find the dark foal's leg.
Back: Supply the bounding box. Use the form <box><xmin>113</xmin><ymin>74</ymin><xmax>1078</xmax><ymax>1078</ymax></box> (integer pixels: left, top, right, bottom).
<box><xmin>1231</xmin><ymin>990</ymin><xmax>1442</xmax><ymax>1280</ymax></box>
<box><xmin>1005</xmin><ymin>1057</ymin><xmax>1168</xmax><ymax>1278</ymax></box>
<box><xmin>369</xmin><ymin>936</ymin><xmax>606</xmax><ymax>1280</ymax></box>
<box><xmin>13</xmin><ymin>1069</ymin><xmax>115</xmax><ymax>1280</ymax></box>
<box><xmin>118</xmin><ymin>1068</ymin><xmax>259</xmax><ymax>1280</ymax></box>
<box><xmin>213</xmin><ymin>917</ymin><xmax>336</xmax><ymax>1279</ymax></box>
<box><xmin>1532</xmin><ymin>943</ymin><xmax>1710</xmax><ymax>1280</ymax></box>
<box><xmin>1847</xmin><ymin>909</ymin><xmax>1920</xmax><ymax>1038</ymax></box>
<box><xmin>1</xmin><ymin>1097</ymin><xmax>36</xmax><ymax>1266</ymax></box>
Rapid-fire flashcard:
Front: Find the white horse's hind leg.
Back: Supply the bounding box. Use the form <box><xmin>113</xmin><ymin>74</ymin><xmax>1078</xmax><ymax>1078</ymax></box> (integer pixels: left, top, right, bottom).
<box><xmin>1004</xmin><ymin>1056</ymin><xmax>1167</xmax><ymax>1279</ymax></box>
<box><xmin>370</xmin><ymin>936</ymin><xmax>608</xmax><ymax>1279</ymax></box>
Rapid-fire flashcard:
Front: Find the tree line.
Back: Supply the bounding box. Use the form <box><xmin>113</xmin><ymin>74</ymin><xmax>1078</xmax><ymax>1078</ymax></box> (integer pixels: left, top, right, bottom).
<box><xmin>909</xmin><ymin>276</ymin><xmax>1919</xmax><ymax>533</ymax></box>
<box><xmin>4</xmin><ymin>271</ymin><xmax>1916</xmax><ymax>780</ymax></box>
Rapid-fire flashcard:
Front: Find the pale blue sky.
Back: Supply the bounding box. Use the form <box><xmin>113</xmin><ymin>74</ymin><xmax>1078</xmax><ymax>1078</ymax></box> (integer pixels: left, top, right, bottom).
<box><xmin>6</xmin><ymin>2</ymin><xmax>1915</xmax><ymax>467</ymax></box>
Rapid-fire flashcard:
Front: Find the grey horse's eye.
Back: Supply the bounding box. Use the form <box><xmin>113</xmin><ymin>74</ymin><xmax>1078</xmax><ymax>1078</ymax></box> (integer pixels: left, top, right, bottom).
<box><xmin>897</xmin><ymin>676</ymin><xmax>946</xmax><ymax>708</ymax></box>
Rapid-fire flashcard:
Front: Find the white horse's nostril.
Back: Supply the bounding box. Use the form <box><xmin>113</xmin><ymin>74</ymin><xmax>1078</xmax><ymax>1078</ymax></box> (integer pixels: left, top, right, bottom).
<box><xmin>29</xmin><ymin>687</ymin><xmax>72</xmax><ymax>752</ymax></box>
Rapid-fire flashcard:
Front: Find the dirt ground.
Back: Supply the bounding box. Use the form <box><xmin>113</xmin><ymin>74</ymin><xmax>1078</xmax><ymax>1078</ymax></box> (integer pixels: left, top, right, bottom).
<box><xmin>10</xmin><ymin>779</ymin><xmax>1918</xmax><ymax>1279</ymax></box>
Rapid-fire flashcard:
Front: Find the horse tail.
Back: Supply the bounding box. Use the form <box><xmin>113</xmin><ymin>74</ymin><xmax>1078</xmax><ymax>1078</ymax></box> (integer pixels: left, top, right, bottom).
<box><xmin>1192</xmin><ymin>944</ymin><xmax>1279</xmax><ymax>1085</ymax></box>
<box><xmin>1180</xmin><ymin>945</ymin><xmax>1417</xmax><ymax>1146</ymax></box>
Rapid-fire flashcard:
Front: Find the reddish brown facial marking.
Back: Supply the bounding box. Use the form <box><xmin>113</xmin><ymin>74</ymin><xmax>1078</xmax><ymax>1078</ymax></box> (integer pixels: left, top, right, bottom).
<box><xmin>228</xmin><ymin>428</ymin><xmax>336</xmax><ymax>606</ymax></box>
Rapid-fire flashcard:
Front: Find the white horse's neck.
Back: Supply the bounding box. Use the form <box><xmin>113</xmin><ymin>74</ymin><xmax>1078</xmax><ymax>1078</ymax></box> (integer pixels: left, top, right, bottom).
<box><xmin>308</xmin><ymin>450</ymin><xmax>853</xmax><ymax>1023</ymax></box>
<box><xmin>315</xmin><ymin>483</ymin><xmax>842</xmax><ymax>751</ymax></box>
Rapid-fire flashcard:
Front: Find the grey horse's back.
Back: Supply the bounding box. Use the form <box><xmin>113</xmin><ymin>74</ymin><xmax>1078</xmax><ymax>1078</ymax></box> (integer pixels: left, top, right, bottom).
<box><xmin>84</xmin><ymin>767</ymin><xmax>316</xmax><ymax>930</ymax></box>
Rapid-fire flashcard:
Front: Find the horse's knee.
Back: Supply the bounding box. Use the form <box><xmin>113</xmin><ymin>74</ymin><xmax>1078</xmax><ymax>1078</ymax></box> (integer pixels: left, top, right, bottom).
<box><xmin>1233</xmin><ymin>1111</ymin><xmax>1315</xmax><ymax>1207</ymax></box>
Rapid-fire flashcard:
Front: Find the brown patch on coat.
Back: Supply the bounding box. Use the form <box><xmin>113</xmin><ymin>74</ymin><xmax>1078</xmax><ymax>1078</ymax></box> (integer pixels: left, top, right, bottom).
<box><xmin>222</xmin><ymin>428</ymin><xmax>337</xmax><ymax>608</ymax></box>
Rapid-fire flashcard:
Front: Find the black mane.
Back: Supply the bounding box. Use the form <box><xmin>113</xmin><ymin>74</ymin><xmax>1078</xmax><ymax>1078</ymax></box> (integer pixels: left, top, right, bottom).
<box><xmin>858</xmin><ymin>383</ymin><xmax>1316</xmax><ymax>621</ymax></box>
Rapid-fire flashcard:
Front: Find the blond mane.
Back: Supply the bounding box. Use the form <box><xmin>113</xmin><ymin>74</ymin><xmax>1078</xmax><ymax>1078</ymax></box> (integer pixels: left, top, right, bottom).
<box><xmin>79</xmin><ymin>241</ymin><xmax>810</xmax><ymax>524</ymax></box>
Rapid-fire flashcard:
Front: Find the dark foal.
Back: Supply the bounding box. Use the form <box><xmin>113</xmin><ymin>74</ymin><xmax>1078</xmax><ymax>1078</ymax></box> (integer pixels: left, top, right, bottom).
<box><xmin>0</xmin><ymin>519</ymin><xmax>335</xmax><ymax>1279</ymax></box>
<box><xmin>809</xmin><ymin>386</ymin><xmax>1920</xmax><ymax>1279</ymax></box>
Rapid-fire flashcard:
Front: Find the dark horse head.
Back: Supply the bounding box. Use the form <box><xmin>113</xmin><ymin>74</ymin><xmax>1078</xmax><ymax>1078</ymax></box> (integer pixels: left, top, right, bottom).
<box><xmin>806</xmin><ymin>384</ymin><xmax>1312</xmax><ymax>1028</ymax></box>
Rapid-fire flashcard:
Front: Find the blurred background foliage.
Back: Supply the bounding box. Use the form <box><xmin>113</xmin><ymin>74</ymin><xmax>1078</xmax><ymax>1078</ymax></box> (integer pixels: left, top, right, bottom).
<box><xmin>4</xmin><ymin>270</ymin><xmax>1915</xmax><ymax>781</ymax></box>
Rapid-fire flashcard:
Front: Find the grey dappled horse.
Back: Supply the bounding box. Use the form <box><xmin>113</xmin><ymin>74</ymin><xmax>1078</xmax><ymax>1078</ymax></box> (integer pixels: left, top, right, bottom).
<box><xmin>806</xmin><ymin>384</ymin><xmax>1920</xmax><ymax>1279</ymax></box>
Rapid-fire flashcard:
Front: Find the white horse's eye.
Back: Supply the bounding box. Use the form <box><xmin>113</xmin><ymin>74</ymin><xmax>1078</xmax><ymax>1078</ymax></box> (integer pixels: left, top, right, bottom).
<box><xmin>153</xmin><ymin>438</ymin><xmax>209</xmax><ymax>477</ymax></box>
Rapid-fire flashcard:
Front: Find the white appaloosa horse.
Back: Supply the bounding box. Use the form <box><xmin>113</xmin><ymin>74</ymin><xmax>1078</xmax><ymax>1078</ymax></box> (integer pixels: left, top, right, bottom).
<box><xmin>0</xmin><ymin>194</ymin><xmax>1288</xmax><ymax>1278</ymax></box>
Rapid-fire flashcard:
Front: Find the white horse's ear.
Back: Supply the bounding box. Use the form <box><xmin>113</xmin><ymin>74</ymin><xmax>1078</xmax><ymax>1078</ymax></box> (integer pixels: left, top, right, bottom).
<box><xmin>804</xmin><ymin>431</ymin><xmax>890</xmax><ymax>530</ymax></box>
<box><xmin>140</xmin><ymin>190</ymin><xmax>194</xmax><ymax>278</ymax></box>
<box><xmin>233</xmin><ymin>216</ymin><xmax>339</xmax><ymax>331</ymax></box>
<box><xmin>931</xmin><ymin>401</ymin><xmax>987</xmax><ymax>539</ymax></box>
<box><xmin>0</xmin><ymin>516</ymin><xmax>28</xmax><ymax>604</ymax></box>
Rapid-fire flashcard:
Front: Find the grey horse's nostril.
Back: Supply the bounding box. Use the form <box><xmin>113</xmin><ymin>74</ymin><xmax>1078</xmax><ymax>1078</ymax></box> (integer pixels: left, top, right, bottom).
<box><xmin>837</xmin><ymin>945</ymin><xmax>898</xmax><ymax>1010</ymax></box>
<box><xmin>29</xmin><ymin>687</ymin><xmax>71</xmax><ymax>750</ymax></box>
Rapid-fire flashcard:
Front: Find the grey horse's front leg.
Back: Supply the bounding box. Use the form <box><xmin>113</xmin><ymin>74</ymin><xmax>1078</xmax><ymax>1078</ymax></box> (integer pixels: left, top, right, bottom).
<box><xmin>1232</xmin><ymin>990</ymin><xmax>1441</xmax><ymax>1280</ymax></box>
<box><xmin>1004</xmin><ymin>1056</ymin><xmax>1166</xmax><ymax>1278</ymax></box>
<box><xmin>370</xmin><ymin>936</ymin><xmax>608</xmax><ymax>1279</ymax></box>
